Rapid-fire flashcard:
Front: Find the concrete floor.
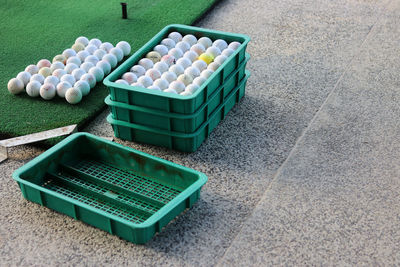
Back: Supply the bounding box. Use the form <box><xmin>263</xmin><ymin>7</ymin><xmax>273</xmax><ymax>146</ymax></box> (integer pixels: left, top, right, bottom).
<box><xmin>2</xmin><ymin>0</ymin><xmax>400</xmax><ymax>265</ymax></box>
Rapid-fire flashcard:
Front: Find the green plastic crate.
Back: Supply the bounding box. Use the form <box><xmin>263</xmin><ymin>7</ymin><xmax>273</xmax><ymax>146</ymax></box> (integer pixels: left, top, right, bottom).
<box><xmin>12</xmin><ymin>133</ymin><xmax>207</xmax><ymax>244</ymax></box>
<box><xmin>108</xmin><ymin>70</ymin><xmax>250</xmax><ymax>152</ymax></box>
<box><xmin>103</xmin><ymin>24</ymin><xmax>250</xmax><ymax>114</ymax></box>
<box><xmin>105</xmin><ymin>55</ymin><xmax>249</xmax><ymax>133</ymax></box>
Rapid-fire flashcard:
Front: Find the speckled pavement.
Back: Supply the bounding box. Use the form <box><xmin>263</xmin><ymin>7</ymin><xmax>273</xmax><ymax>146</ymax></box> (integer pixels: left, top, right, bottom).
<box><xmin>1</xmin><ymin>0</ymin><xmax>399</xmax><ymax>265</ymax></box>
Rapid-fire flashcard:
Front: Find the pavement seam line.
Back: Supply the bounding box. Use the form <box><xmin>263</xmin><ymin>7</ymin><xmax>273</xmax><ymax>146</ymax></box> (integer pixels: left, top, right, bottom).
<box><xmin>215</xmin><ymin>0</ymin><xmax>393</xmax><ymax>264</ymax></box>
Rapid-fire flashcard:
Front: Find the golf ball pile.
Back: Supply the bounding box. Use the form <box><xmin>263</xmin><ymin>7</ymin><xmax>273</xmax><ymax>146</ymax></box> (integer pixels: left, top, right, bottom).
<box><xmin>7</xmin><ymin>37</ymin><xmax>131</xmax><ymax>104</ymax></box>
<box><xmin>116</xmin><ymin>32</ymin><xmax>241</xmax><ymax>96</ymax></box>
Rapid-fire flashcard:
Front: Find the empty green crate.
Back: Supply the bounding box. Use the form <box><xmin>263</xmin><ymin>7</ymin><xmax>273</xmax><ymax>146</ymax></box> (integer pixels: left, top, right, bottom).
<box><xmin>12</xmin><ymin>133</ymin><xmax>207</xmax><ymax>244</ymax></box>
<box><xmin>108</xmin><ymin>70</ymin><xmax>250</xmax><ymax>152</ymax></box>
<box><xmin>106</xmin><ymin>55</ymin><xmax>249</xmax><ymax>133</ymax></box>
<box><xmin>103</xmin><ymin>24</ymin><xmax>250</xmax><ymax>114</ymax></box>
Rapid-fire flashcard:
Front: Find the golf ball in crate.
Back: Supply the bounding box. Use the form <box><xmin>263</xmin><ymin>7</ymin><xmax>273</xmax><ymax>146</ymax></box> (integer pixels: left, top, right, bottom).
<box><xmin>184</xmin><ymin>51</ymin><xmax>198</xmax><ymax>62</ymax></box>
<box><xmin>153</xmin><ymin>78</ymin><xmax>169</xmax><ymax>90</ymax></box>
<box><xmin>116</xmin><ymin>41</ymin><xmax>131</xmax><ymax>56</ymax></box>
<box><xmin>16</xmin><ymin>71</ymin><xmax>31</xmax><ymax>86</ymax></box>
<box><xmin>169</xmin><ymin>64</ymin><xmax>184</xmax><ymax>76</ymax></box>
<box><xmin>60</xmin><ymin>74</ymin><xmax>76</xmax><ymax>86</ymax></box>
<box><xmin>131</xmin><ymin>82</ymin><xmax>145</xmax><ymax>88</ymax></box>
<box><xmin>81</xmin><ymin>62</ymin><xmax>94</xmax><ymax>73</ymax></box>
<box><xmin>50</xmin><ymin>62</ymin><xmax>65</xmax><ymax>73</ymax></box>
<box><xmin>80</xmin><ymin>73</ymin><xmax>96</xmax><ymax>88</ymax></box>
<box><xmin>7</xmin><ymin>78</ymin><xmax>24</xmax><ymax>94</ymax></box>
<box><xmin>37</xmin><ymin>59</ymin><xmax>51</xmax><ymax>69</ymax></box>
<box><xmin>190</xmin><ymin>43</ymin><xmax>206</xmax><ymax>56</ymax></box>
<box><xmin>30</xmin><ymin>74</ymin><xmax>45</xmax><ymax>84</ymax></box>
<box><xmin>161</xmin><ymin>71</ymin><xmax>177</xmax><ymax>83</ymax></box>
<box><xmin>213</xmin><ymin>39</ymin><xmax>228</xmax><ymax>51</ymax></box>
<box><xmin>214</xmin><ymin>55</ymin><xmax>228</xmax><ymax>65</ymax></box>
<box><xmin>72</xmin><ymin>68</ymin><xmax>86</xmax><ymax>81</ymax></box>
<box><xmin>163</xmin><ymin>88</ymin><xmax>178</xmax><ymax>94</ymax></box>
<box><xmin>38</xmin><ymin>67</ymin><xmax>52</xmax><ymax>77</ymax></box>
<box><xmin>198</xmin><ymin>53</ymin><xmax>213</xmax><ymax>65</ymax></box>
<box><xmin>168</xmin><ymin>81</ymin><xmax>185</xmax><ymax>93</ymax></box>
<box><xmin>103</xmin><ymin>54</ymin><xmax>118</xmax><ymax>68</ymax></box>
<box><xmin>75</xmin><ymin>36</ymin><xmax>89</xmax><ymax>47</ymax></box>
<box><xmin>53</xmin><ymin>54</ymin><xmax>67</xmax><ymax>64</ymax></box>
<box><xmin>186</xmin><ymin>84</ymin><xmax>200</xmax><ymax>94</ymax></box>
<box><xmin>177</xmin><ymin>74</ymin><xmax>193</xmax><ymax>86</ymax></box>
<box><xmin>122</xmin><ymin>72</ymin><xmax>137</xmax><ymax>84</ymax></box>
<box><xmin>77</xmin><ymin>50</ymin><xmax>90</xmax><ymax>62</ymax></box>
<box><xmin>56</xmin><ymin>81</ymin><xmax>72</xmax><ymax>98</ymax></box>
<box><xmin>138</xmin><ymin>76</ymin><xmax>153</xmax><ymax>87</ymax></box>
<box><xmin>182</xmin><ymin>34</ymin><xmax>197</xmax><ymax>46</ymax></box>
<box><xmin>65</xmin><ymin>63</ymin><xmax>79</xmax><ymax>74</ymax></box>
<box><xmin>96</xmin><ymin>60</ymin><xmax>111</xmax><ymax>75</ymax></box>
<box><xmin>85</xmin><ymin>55</ymin><xmax>99</xmax><ymax>66</ymax></box>
<box><xmin>175</xmin><ymin>41</ymin><xmax>190</xmax><ymax>53</ymax></box>
<box><xmin>63</xmin><ymin>49</ymin><xmax>77</xmax><ymax>59</ymax></box>
<box><xmin>168</xmin><ymin>32</ymin><xmax>182</xmax><ymax>43</ymax></box>
<box><xmin>40</xmin><ymin>83</ymin><xmax>56</xmax><ymax>100</ymax></box>
<box><xmin>26</xmin><ymin>81</ymin><xmax>42</xmax><ymax>97</ymax></box>
<box><xmin>192</xmin><ymin>60</ymin><xmax>207</xmax><ymax>71</ymax></box>
<box><xmin>161</xmin><ymin>38</ymin><xmax>175</xmax><ymax>50</ymax></box>
<box><xmin>168</xmin><ymin>48</ymin><xmax>183</xmax><ymax>59</ymax></box>
<box><xmin>74</xmin><ymin>80</ymin><xmax>90</xmax><ymax>96</ymax></box>
<box><xmin>206</xmin><ymin>47</ymin><xmax>221</xmax><ymax>59</ymax></box>
<box><xmin>161</xmin><ymin>55</ymin><xmax>176</xmax><ymax>66</ymax></box>
<box><xmin>154</xmin><ymin>61</ymin><xmax>169</xmax><ymax>73</ymax></box>
<box><xmin>66</xmin><ymin>56</ymin><xmax>81</xmax><ymax>67</ymax></box>
<box><xmin>130</xmin><ymin>65</ymin><xmax>146</xmax><ymax>77</ymax></box>
<box><xmin>180</xmin><ymin>90</ymin><xmax>192</xmax><ymax>96</ymax></box>
<box><xmin>184</xmin><ymin>66</ymin><xmax>200</xmax><ymax>78</ymax></box>
<box><xmin>25</xmin><ymin>65</ymin><xmax>39</xmax><ymax>75</ymax></box>
<box><xmin>93</xmin><ymin>49</ymin><xmax>107</xmax><ymax>60</ymax></box>
<box><xmin>148</xmin><ymin>85</ymin><xmax>161</xmax><ymax>91</ymax></box>
<box><xmin>139</xmin><ymin>58</ymin><xmax>154</xmax><ymax>70</ymax></box>
<box><xmin>208</xmin><ymin>62</ymin><xmax>221</xmax><ymax>71</ymax></box>
<box><xmin>222</xmin><ymin>48</ymin><xmax>235</xmax><ymax>58</ymax></box>
<box><xmin>200</xmin><ymin>69</ymin><xmax>214</xmax><ymax>79</ymax></box>
<box><xmin>198</xmin><ymin>37</ymin><xmax>212</xmax><ymax>49</ymax></box>
<box><xmin>88</xmin><ymin>67</ymin><xmax>104</xmax><ymax>82</ymax></box>
<box><xmin>110</xmin><ymin>47</ymin><xmax>124</xmax><ymax>62</ymax></box>
<box><xmin>228</xmin><ymin>41</ymin><xmax>241</xmax><ymax>50</ymax></box>
<box><xmin>100</xmin><ymin>42</ymin><xmax>114</xmax><ymax>53</ymax></box>
<box><xmin>115</xmin><ymin>79</ymin><xmax>129</xmax><ymax>85</ymax></box>
<box><xmin>176</xmin><ymin>58</ymin><xmax>191</xmax><ymax>69</ymax></box>
<box><xmin>153</xmin><ymin>45</ymin><xmax>169</xmax><ymax>56</ymax></box>
<box><xmin>44</xmin><ymin>75</ymin><xmax>59</xmax><ymax>87</ymax></box>
<box><xmin>146</xmin><ymin>51</ymin><xmax>161</xmax><ymax>64</ymax></box>
<box><xmin>193</xmin><ymin>76</ymin><xmax>206</xmax><ymax>87</ymax></box>
<box><xmin>89</xmin><ymin>38</ymin><xmax>101</xmax><ymax>48</ymax></box>
<box><xmin>72</xmin><ymin>43</ymin><xmax>85</xmax><ymax>52</ymax></box>
<box><xmin>65</xmin><ymin>87</ymin><xmax>82</xmax><ymax>104</ymax></box>
<box><xmin>85</xmin><ymin>45</ymin><xmax>97</xmax><ymax>55</ymax></box>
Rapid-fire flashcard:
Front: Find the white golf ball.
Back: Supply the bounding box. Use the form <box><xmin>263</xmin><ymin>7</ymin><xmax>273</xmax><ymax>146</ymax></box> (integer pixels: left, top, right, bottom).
<box><xmin>175</xmin><ymin>41</ymin><xmax>190</xmax><ymax>53</ymax></box>
<box><xmin>168</xmin><ymin>32</ymin><xmax>182</xmax><ymax>43</ymax></box>
<box><xmin>77</xmin><ymin>50</ymin><xmax>90</xmax><ymax>62</ymax></box>
<box><xmin>153</xmin><ymin>78</ymin><xmax>169</xmax><ymax>90</ymax></box>
<box><xmin>153</xmin><ymin>61</ymin><xmax>169</xmax><ymax>73</ymax></box>
<box><xmin>7</xmin><ymin>78</ymin><xmax>24</xmax><ymax>94</ymax></box>
<box><xmin>37</xmin><ymin>59</ymin><xmax>51</xmax><ymax>69</ymax></box>
<box><xmin>184</xmin><ymin>50</ymin><xmax>198</xmax><ymax>62</ymax></box>
<box><xmin>169</xmin><ymin>64</ymin><xmax>184</xmax><ymax>76</ymax></box>
<box><xmin>163</xmin><ymin>88</ymin><xmax>178</xmax><ymax>94</ymax></box>
<box><xmin>131</xmin><ymin>82</ymin><xmax>145</xmax><ymax>88</ymax></box>
<box><xmin>89</xmin><ymin>38</ymin><xmax>102</xmax><ymax>48</ymax></box>
<box><xmin>130</xmin><ymin>65</ymin><xmax>146</xmax><ymax>77</ymax></box>
<box><xmin>50</xmin><ymin>62</ymin><xmax>65</xmax><ymax>73</ymax></box>
<box><xmin>186</xmin><ymin>84</ymin><xmax>200</xmax><ymax>94</ymax></box>
<box><xmin>62</xmin><ymin>49</ymin><xmax>76</xmax><ymax>59</ymax></box>
<box><xmin>182</xmin><ymin>34</ymin><xmax>197</xmax><ymax>46</ymax></box>
<box><xmin>213</xmin><ymin>39</ymin><xmax>228</xmax><ymax>51</ymax></box>
<box><xmin>116</xmin><ymin>41</ymin><xmax>131</xmax><ymax>56</ymax></box>
<box><xmin>214</xmin><ymin>55</ymin><xmax>228</xmax><ymax>65</ymax></box>
<box><xmin>177</xmin><ymin>74</ymin><xmax>193</xmax><ymax>86</ymax></box>
<box><xmin>206</xmin><ymin>46</ymin><xmax>221</xmax><ymax>58</ymax></box>
<box><xmin>100</xmin><ymin>42</ymin><xmax>114</xmax><ymax>53</ymax></box>
<box><xmin>115</xmin><ymin>79</ymin><xmax>129</xmax><ymax>85</ymax></box>
<box><xmin>81</xmin><ymin>62</ymin><xmax>94</xmax><ymax>73</ymax></box>
<box><xmin>85</xmin><ymin>55</ymin><xmax>99</xmax><ymax>65</ymax></box>
<box><xmin>66</xmin><ymin>56</ymin><xmax>81</xmax><ymax>66</ymax></box>
<box><xmin>110</xmin><ymin>47</ymin><xmax>124</xmax><ymax>62</ymax></box>
<box><xmin>72</xmin><ymin>68</ymin><xmax>86</xmax><ymax>81</ymax></box>
<box><xmin>161</xmin><ymin>38</ymin><xmax>175</xmax><ymax>50</ymax></box>
<box><xmin>176</xmin><ymin>57</ymin><xmax>191</xmax><ymax>69</ymax></box>
<box><xmin>74</xmin><ymin>80</ymin><xmax>90</xmax><ymax>96</ymax></box>
<box><xmin>122</xmin><ymin>72</ymin><xmax>137</xmax><ymax>84</ymax></box>
<box><xmin>161</xmin><ymin>71</ymin><xmax>177</xmax><ymax>83</ymax></box>
<box><xmin>88</xmin><ymin>66</ymin><xmax>104</xmax><ymax>82</ymax></box>
<box><xmin>184</xmin><ymin>66</ymin><xmax>200</xmax><ymax>78</ymax></box>
<box><xmin>96</xmin><ymin>60</ymin><xmax>111</xmax><ymax>75</ymax></box>
<box><xmin>56</xmin><ymin>81</ymin><xmax>72</xmax><ymax>98</ymax></box>
<box><xmin>80</xmin><ymin>73</ymin><xmax>96</xmax><ymax>88</ymax></box>
<box><xmin>103</xmin><ymin>54</ymin><xmax>118</xmax><ymax>68</ymax></box>
<box><xmin>180</xmin><ymin>90</ymin><xmax>192</xmax><ymax>96</ymax></box>
<box><xmin>16</xmin><ymin>71</ymin><xmax>31</xmax><ymax>86</ymax></box>
<box><xmin>30</xmin><ymin>74</ymin><xmax>45</xmax><ymax>84</ymax></box>
<box><xmin>75</xmin><ymin>36</ymin><xmax>89</xmax><ymax>46</ymax></box>
<box><xmin>65</xmin><ymin>87</ymin><xmax>82</xmax><ymax>104</ymax></box>
<box><xmin>65</xmin><ymin>63</ymin><xmax>79</xmax><ymax>74</ymax></box>
<box><xmin>161</xmin><ymin>55</ymin><xmax>176</xmax><ymax>66</ymax></box>
<box><xmin>168</xmin><ymin>80</ymin><xmax>185</xmax><ymax>93</ymax></box>
<box><xmin>190</xmin><ymin>43</ymin><xmax>206</xmax><ymax>56</ymax></box>
<box><xmin>26</xmin><ymin>81</ymin><xmax>42</xmax><ymax>97</ymax></box>
<box><xmin>44</xmin><ymin>75</ymin><xmax>59</xmax><ymax>87</ymax></box>
<box><xmin>40</xmin><ymin>83</ymin><xmax>56</xmax><ymax>100</ymax></box>
<box><xmin>192</xmin><ymin>76</ymin><xmax>206</xmax><ymax>87</ymax></box>
<box><xmin>93</xmin><ymin>49</ymin><xmax>107</xmax><ymax>60</ymax></box>
<box><xmin>85</xmin><ymin>44</ymin><xmax>97</xmax><ymax>55</ymax></box>
<box><xmin>137</xmin><ymin>75</ymin><xmax>153</xmax><ymax>87</ymax></box>
<box><xmin>148</xmin><ymin>85</ymin><xmax>161</xmax><ymax>91</ymax></box>
<box><xmin>192</xmin><ymin>60</ymin><xmax>207</xmax><ymax>71</ymax></box>
<box><xmin>228</xmin><ymin>41</ymin><xmax>241</xmax><ymax>50</ymax></box>
<box><xmin>153</xmin><ymin>45</ymin><xmax>169</xmax><ymax>56</ymax></box>
<box><xmin>168</xmin><ymin>48</ymin><xmax>183</xmax><ymax>59</ymax></box>
<box><xmin>222</xmin><ymin>48</ymin><xmax>235</xmax><ymax>58</ymax></box>
<box><xmin>139</xmin><ymin>58</ymin><xmax>154</xmax><ymax>70</ymax></box>
<box><xmin>145</xmin><ymin>69</ymin><xmax>161</xmax><ymax>81</ymax></box>
<box><xmin>60</xmin><ymin>74</ymin><xmax>76</xmax><ymax>86</ymax></box>
<box><xmin>25</xmin><ymin>64</ymin><xmax>39</xmax><ymax>75</ymax></box>
<box><xmin>207</xmin><ymin>62</ymin><xmax>221</xmax><ymax>71</ymax></box>
<box><xmin>200</xmin><ymin>69</ymin><xmax>214</xmax><ymax>80</ymax></box>
<box><xmin>197</xmin><ymin>37</ymin><xmax>212</xmax><ymax>49</ymax></box>
<box><xmin>52</xmin><ymin>69</ymin><xmax>67</xmax><ymax>79</ymax></box>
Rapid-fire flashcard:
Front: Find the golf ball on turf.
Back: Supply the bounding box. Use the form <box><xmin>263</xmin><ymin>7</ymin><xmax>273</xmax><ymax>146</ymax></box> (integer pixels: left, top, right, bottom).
<box><xmin>153</xmin><ymin>45</ymin><xmax>169</xmax><ymax>56</ymax></box>
<box><xmin>169</xmin><ymin>64</ymin><xmax>184</xmax><ymax>76</ymax></box>
<box><xmin>100</xmin><ymin>42</ymin><xmax>114</xmax><ymax>53</ymax></box>
<box><xmin>161</xmin><ymin>55</ymin><xmax>176</xmax><ymax>66</ymax></box>
<box><xmin>53</xmin><ymin>55</ymin><xmax>66</xmax><ymax>64</ymax></box>
<box><xmin>110</xmin><ymin>47</ymin><xmax>124</xmax><ymax>62</ymax></box>
<box><xmin>40</xmin><ymin>83</ymin><xmax>56</xmax><ymax>100</ymax></box>
<box><xmin>139</xmin><ymin>58</ymin><xmax>154</xmax><ymax>70</ymax></box>
<box><xmin>222</xmin><ymin>48</ymin><xmax>235</xmax><ymax>58</ymax></box>
<box><xmin>50</xmin><ymin>62</ymin><xmax>65</xmax><ymax>73</ymax></box>
<box><xmin>192</xmin><ymin>60</ymin><xmax>207</xmax><ymax>71</ymax></box>
<box><xmin>200</xmin><ymin>69</ymin><xmax>214</xmax><ymax>79</ymax></box>
<box><xmin>214</xmin><ymin>55</ymin><xmax>228</xmax><ymax>65</ymax></box>
<box><xmin>89</xmin><ymin>38</ymin><xmax>101</xmax><ymax>48</ymax></box>
<box><xmin>228</xmin><ymin>41</ymin><xmax>241</xmax><ymax>50</ymax></box>
<box><xmin>182</xmin><ymin>34</ymin><xmax>197</xmax><ymax>46</ymax></box>
<box><xmin>213</xmin><ymin>39</ymin><xmax>228</xmax><ymax>51</ymax></box>
<box><xmin>184</xmin><ymin>50</ymin><xmax>198</xmax><ymax>62</ymax></box>
<box><xmin>163</xmin><ymin>88</ymin><xmax>178</xmax><ymax>94</ymax></box>
<box><xmin>208</xmin><ymin>62</ymin><xmax>221</xmax><ymax>71</ymax></box>
<box><xmin>168</xmin><ymin>48</ymin><xmax>183</xmax><ymax>59</ymax></box>
<box><xmin>197</xmin><ymin>37</ymin><xmax>212</xmax><ymax>49</ymax></box>
<box><xmin>38</xmin><ymin>67</ymin><xmax>52</xmax><ymax>77</ymax></box>
<box><xmin>122</xmin><ymin>72</ymin><xmax>137</xmax><ymax>84</ymax></box>
<box><xmin>206</xmin><ymin>46</ymin><xmax>221</xmax><ymax>58</ymax></box>
<box><xmin>7</xmin><ymin>78</ymin><xmax>24</xmax><ymax>94</ymax></box>
<box><xmin>62</xmin><ymin>49</ymin><xmax>77</xmax><ymax>59</ymax></box>
<box><xmin>146</xmin><ymin>51</ymin><xmax>161</xmax><ymax>64</ymax></box>
<box><xmin>72</xmin><ymin>68</ymin><xmax>86</xmax><ymax>81</ymax></box>
<box><xmin>180</xmin><ymin>90</ymin><xmax>192</xmax><ymax>96</ymax></box>
<box><xmin>30</xmin><ymin>74</ymin><xmax>45</xmax><ymax>84</ymax></box>
<box><xmin>116</xmin><ymin>41</ymin><xmax>131</xmax><ymax>56</ymax></box>
<box><xmin>184</xmin><ymin>66</ymin><xmax>200</xmax><ymax>78</ymax></box>
<box><xmin>153</xmin><ymin>78</ymin><xmax>169</xmax><ymax>90</ymax></box>
<box><xmin>60</xmin><ymin>74</ymin><xmax>76</xmax><ymax>86</ymax></box>
<box><xmin>153</xmin><ymin>61</ymin><xmax>169</xmax><ymax>73</ymax></box>
<box><xmin>168</xmin><ymin>81</ymin><xmax>185</xmax><ymax>93</ymax></box>
<box><xmin>75</xmin><ymin>36</ymin><xmax>89</xmax><ymax>47</ymax></box>
<box><xmin>72</xmin><ymin>43</ymin><xmax>85</xmax><ymax>52</ymax></box>
<box><xmin>161</xmin><ymin>71</ymin><xmax>177</xmax><ymax>83</ymax></box>
<box><xmin>161</xmin><ymin>38</ymin><xmax>175</xmax><ymax>50</ymax></box>
<box><xmin>176</xmin><ymin>57</ymin><xmax>191</xmax><ymax>69</ymax></box>
<box><xmin>103</xmin><ymin>54</ymin><xmax>118</xmax><ymax>68</ymax></box>
<box><xmin>37</xmin><ymin>59</ymin><xmax>51</xmax><ymax>69</ymax></box>
<box><xmin>80</xmin><ymin>73</ymin><xmax>96</xmax><ymax>88</ymax></box>
<box><xmin>77</xmin><ymin>50</ymin><xmax>90</xmax><ymax>62</ymax></box>
<box><xmin>81</xmin><ymin>62</ymin><xmax>94</xmax><ymax>73</ymax></box>
<box><xmin>93</xmin><ymin>49</ymin><xmax>106</xmax><ymax>60</ymax></box>
<box><xmin>85</xmin><ymin>45</ymin><xmax>97</xmax><ymax>55</ymax></box>
<box><xmin>115</xmin><ymin>79</ymin><xmax>129</xmax><ymax>85</ymax></box>
<box><xmin>26</xmin><ymin>81</ymin><xmax>41</xmax><ymax>97</ymax></box>
<box><xmin>16</xmin><ymin>71</ymin><xmax>31</xmax><ymax>86</ymax></box>
<box><xmin>96</xmin><ymin>60</ymin><xmax>111</xmax><ymax>75</ymax></box>
<box><xmin>175</xmin><ymin>41</ymin><xmax>190</xmax><ymax>53</ymax></box>
<box><xmin>64</xmin><ymin>63</ymin><xmax>79</xmax><ymax>74</ymax></box>
<box><xmin>56</xmin><ymin>81</ymin><xmax>72</xmax><ymax>98</ymax></box>
<box><xmin>85</xmin><ymin>55</ymin><xmax>99</xmax><ymax>65</ymax></box>
<box><xmin>137</xmin><ymin>76</ymin><xmax>153</xmax><ymax>87</ymax></box>
<box><xmin>186</xmin><ymin>84</ymin><xmax>200</xmax><ymax>94</ymax></box>
<box><xmin>52</xmin><ymin>69</ymin><xmax>67</xmax><ymax>79</ymax></box>
<box><xmin>168</xmin><ymin>32</ymin><xmax>182</xmax><ymax>43</ymax></box>
<box><xmin>74</xmin><ymin>80</ymin><xmax>90</xmax><ymax>96</ymax></box>
<box><xmin>177</xmin><ymin>74</ymin><xmax>193</xmax><ymax>86</ymax></box>
<box><xmin>148</xmin><ymin>85</ymin><xmax>161</xmax><ymax>91</ymax></box>
<box><xmin>198</xmin><ymin>53</ymin><xmax>214</xmax><ymax>65</ymax></box>
<box><xmin>44</xmin><ymin>75</ymin><xmax>59</xmax><ymax>87</ymax></box>
<box><xmin>25</xmin><ymin>64</ymin><xmax>39</xmax><ymax>75</ymax></box>
<box><xmin>190</xmin><ymin>43</ymin><xmax>206</xmax><ymax>56</ymax></box>
<box><xmin>65</xmin><ymin>87</ymin><xmax>82</xmax><ymax>104</ymax></box>
<box><xmin>130</xmin><ymin>65</ymin><xmax>146</xmax><ymax>77</ymax></box>
<box><xmin>88</xmin><ymin>66</ymin><xmax>104</xmax><ymax>82</ymax></box>
<box><xmin>192</xmin><ymin>76</ymin><xmax>206</xmax><ymax>87</ymax></box>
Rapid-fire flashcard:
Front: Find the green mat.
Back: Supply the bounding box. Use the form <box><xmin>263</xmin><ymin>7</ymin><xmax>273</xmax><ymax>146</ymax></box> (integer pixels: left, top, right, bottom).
<box><xmin>0</xmin><ymin>0</ymin><xmax>218</xmax><ymax>139</ymax></box>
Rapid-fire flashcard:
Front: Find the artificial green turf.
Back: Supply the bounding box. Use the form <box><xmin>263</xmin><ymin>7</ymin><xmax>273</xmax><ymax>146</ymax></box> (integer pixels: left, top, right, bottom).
<box><xmin>0</xmin><ymin>0</ymin><xmax>218</xmax><ymax>139</ymax></box>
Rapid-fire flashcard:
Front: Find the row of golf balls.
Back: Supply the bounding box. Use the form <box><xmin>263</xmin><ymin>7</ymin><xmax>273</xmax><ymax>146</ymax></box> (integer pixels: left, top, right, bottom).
<box><xmin>115</xmin><ymin>31</ymin><xmax>241</xmax><ymax>96</ymax></box>
<box><xmin>7</xmin><ymin>37</ymin><xmax>131</xmax><ymax>104</ymax></box>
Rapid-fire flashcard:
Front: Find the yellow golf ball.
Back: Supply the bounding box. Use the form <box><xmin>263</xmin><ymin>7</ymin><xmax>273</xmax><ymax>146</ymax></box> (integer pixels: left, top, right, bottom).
<box><xmin>198</xmin><ymin>53</ymin><xmax>214</xmax><ymax>65</ymax></box>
